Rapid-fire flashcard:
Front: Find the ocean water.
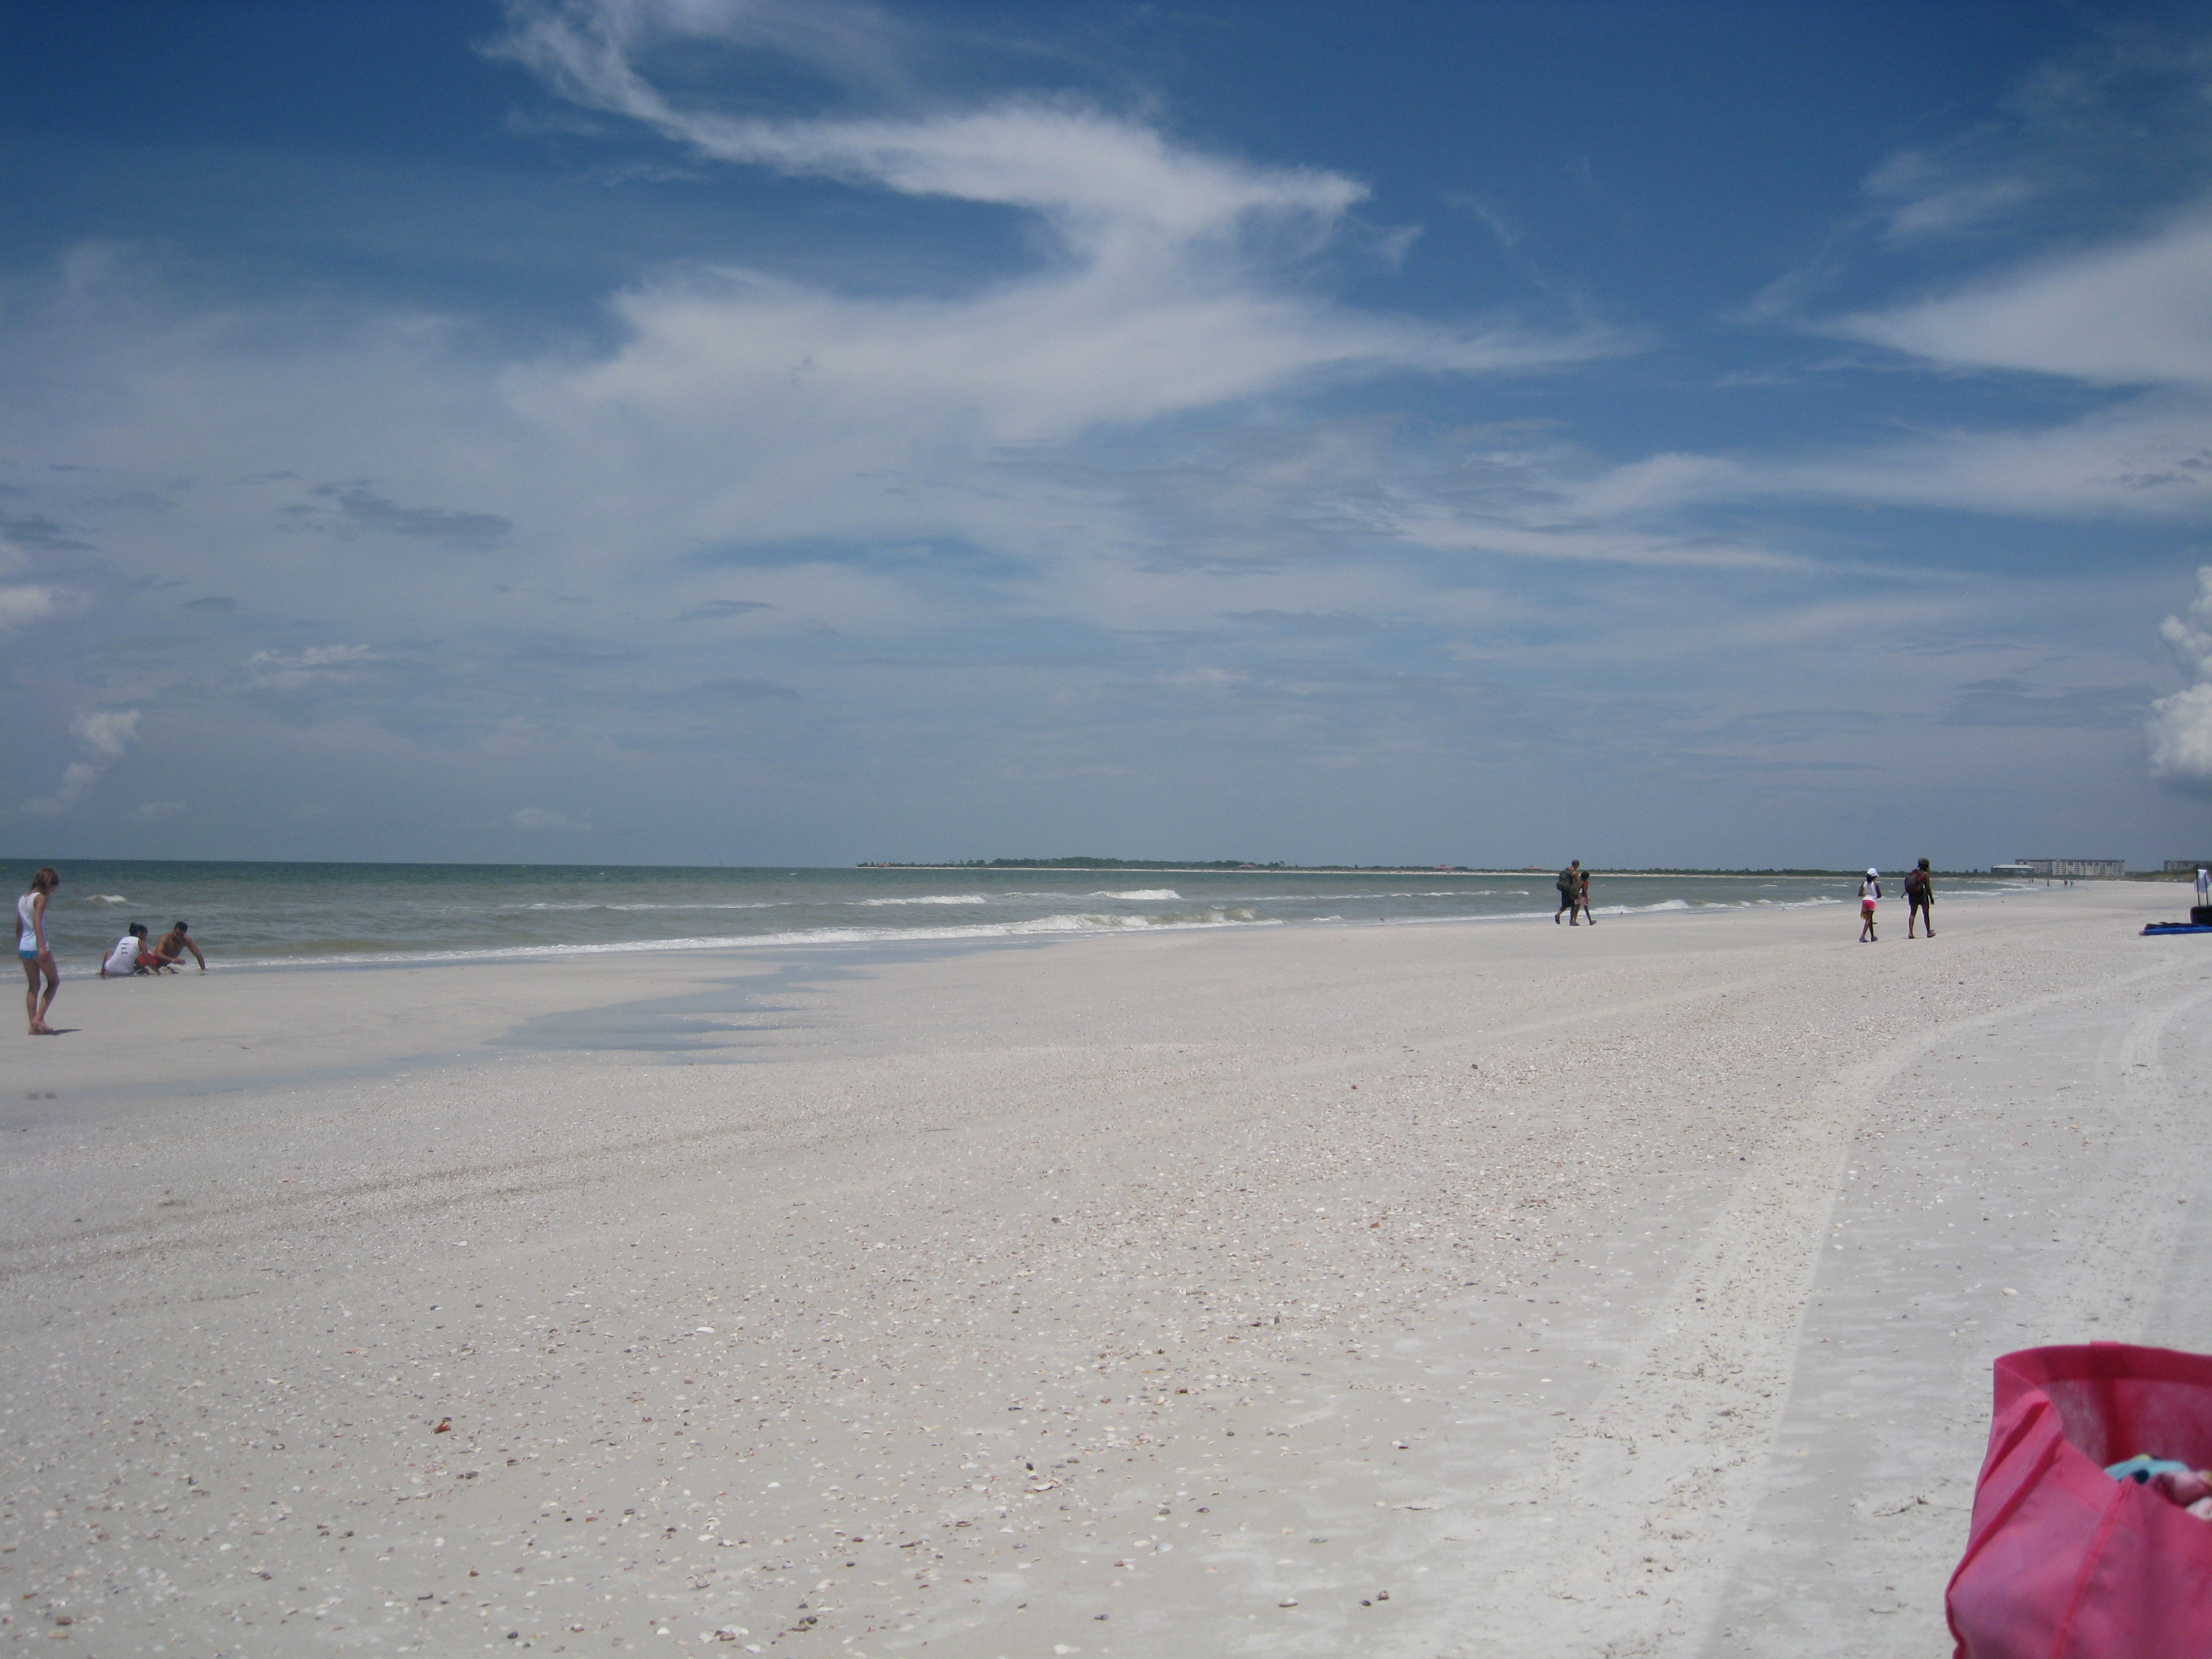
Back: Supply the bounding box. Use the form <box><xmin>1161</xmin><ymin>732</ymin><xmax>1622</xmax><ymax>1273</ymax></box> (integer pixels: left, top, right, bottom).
<box><xmin>5</xmin><ymin>860</ymin><xmax>2032</xmax><ymax>975</ymax></box>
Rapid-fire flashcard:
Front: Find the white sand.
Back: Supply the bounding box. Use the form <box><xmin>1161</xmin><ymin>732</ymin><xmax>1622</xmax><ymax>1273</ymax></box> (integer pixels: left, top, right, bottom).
<box><xmin>4</xmin><ymin>883</ymin><xmax>2209</xmax><ymax>1657</ymax></box>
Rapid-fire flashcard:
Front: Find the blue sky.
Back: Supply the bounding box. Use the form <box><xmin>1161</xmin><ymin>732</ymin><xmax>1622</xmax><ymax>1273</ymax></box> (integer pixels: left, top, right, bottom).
<box><xmin>4</xmin><ymin>0</ymin><xmax>2211</xmax><ymax>868</ymax></box>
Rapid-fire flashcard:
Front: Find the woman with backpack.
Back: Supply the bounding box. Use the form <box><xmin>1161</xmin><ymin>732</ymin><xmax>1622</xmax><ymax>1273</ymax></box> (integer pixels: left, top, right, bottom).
<box><xmin>1906</xmin><ymin>859</ymin><xmax>1934</xmax><ymax>938</ymax></box>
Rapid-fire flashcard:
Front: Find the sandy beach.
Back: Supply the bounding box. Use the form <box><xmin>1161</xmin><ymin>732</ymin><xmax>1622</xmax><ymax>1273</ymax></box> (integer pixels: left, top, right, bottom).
<box><xmin>4</xmin><ymin>882</ymin><xmax>2209</xmax><ymax>1657</ymax></box>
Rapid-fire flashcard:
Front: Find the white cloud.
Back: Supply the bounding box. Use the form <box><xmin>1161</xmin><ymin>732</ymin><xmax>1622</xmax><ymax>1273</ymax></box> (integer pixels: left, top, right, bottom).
<box><xmin>1884</xmin><ymin>179</ymin><xmax>2036</xmax><ymax>241</ymax></box>
<box><xmin>0</xmin><ymin>584</ymin><xmax>59</xmax><ymax>632</ymax></box>
<box><xmin>247</xmin><ymin>644</ymin><xmax>380</xmax><ymax>690</ymax></box>
<box><xmin>492</xmin><ymin>0</ymin><xmax>1613</xmax><ymax>492</ymax></box>
<box><xmin>72</xmin><ymin>708</ymin><xmax>140</xmax><ymax>758</ymax></box>
<box><xmin>1833</xmin><ymin>210</ymin><xmax>2212</xmax><ymax>387</ymax></box>
<box><xmin>496</xmin><ymin>0</ymin><xmax>916</xmax><ymax>102</ymax></box>
<box><xmin>1462</xmin><ymin>398</ymin><xmax>2212</xmax><ymax>534</ymax></box>
<box><xmin>2152</xmin><ymin>565</ymin><xmax>2212</xmax><ymax>787</ymax></box>
<box><xmin>2160</xmin><ymin>565</ymin><xmax>2212</xmax><ymax>677</ymax></box>
<box><xmin>23</xmin><ymin>709</ymin><xmax>141</xmax><ymax>815</ymax></box>
<box><xmin>24</xmin><ymin>761</ymin><xmax>103</xmax><ymax>817</ymax></box>
<box><xmin>499</xmin><ymin>2</ymin><xmax>1361</xmax><ymax>242</ymax></box>
<box><xmin>1861</xmin><ymin>149</ymin><xmax>2036</xmax><ymax>241</ymax></box>
<box><xmin>2150</xmin><ymin>684</ymin><xmax>2212</xmax><ymax>786</ymax></box>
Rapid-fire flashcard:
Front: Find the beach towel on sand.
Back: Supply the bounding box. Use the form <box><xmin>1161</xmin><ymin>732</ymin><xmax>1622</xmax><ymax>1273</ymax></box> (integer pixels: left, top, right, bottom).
<box><xmin>1948</xmin><ymin>1344</ymin><xmax>2212</xmax><ymax>1658</ymax></box>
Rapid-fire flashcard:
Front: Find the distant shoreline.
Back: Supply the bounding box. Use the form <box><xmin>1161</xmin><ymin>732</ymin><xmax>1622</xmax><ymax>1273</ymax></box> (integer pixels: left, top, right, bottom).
<box><xmin>859</xmin><ymin>862</ymin><xmax>2013</xmax><ymax>878</ymax></box>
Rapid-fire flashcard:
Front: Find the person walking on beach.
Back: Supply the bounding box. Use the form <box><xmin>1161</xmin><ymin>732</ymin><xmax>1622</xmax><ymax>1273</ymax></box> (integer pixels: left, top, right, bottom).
<box><xmin>1905</xmin><ymin>859</ymin><xmax>1934</xmax><ymax>938</ymax></box>
<box><xmin>2197</xmin><ymin>867</ymin><xmax>2209</xmax><ymax>907</ymax></box>
<box><xmin>1579</xmin><ymin>866</ymin><xmax>1596</xmax><ymax>926</ymax></box>
<box><xmin>17</xmin><ymin>866</ymin><xmax>59</xmax><ymax>1034</ymax></box>
<box><xmin>150</xmin><ymin>921</ymin><xmax>206</xmax><ymax>973</ymax></box>
<box><xmin>1859</xmin><ymin>868</ymin><xmax>1881</xmax><ymax>943</ymax></box>
<box><xmin>1556</xmin><ymin>860</ymin><xmax>1583</xmax><ymax>925</ymax></box>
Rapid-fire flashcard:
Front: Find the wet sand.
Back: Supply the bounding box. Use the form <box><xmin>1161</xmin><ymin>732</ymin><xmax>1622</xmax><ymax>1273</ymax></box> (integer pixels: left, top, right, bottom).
<box><xmin>3</xmin><ymin>882</ymin><xmax>2207</xmax><ymax>1656</ymax></box>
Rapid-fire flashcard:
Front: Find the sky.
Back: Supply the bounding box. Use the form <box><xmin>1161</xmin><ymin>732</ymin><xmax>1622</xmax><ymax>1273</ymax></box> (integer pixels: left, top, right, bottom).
<box><xmin>4</xmin><ymin>0</ymin><xmax>2211</xmax><ymax>870</ymax></box>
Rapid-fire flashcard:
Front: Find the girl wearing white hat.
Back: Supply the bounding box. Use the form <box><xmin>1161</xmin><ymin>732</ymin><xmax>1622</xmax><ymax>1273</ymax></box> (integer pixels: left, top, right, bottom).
<box><xmin>1858</xmin><ymin>868</ymin><xmax>1880</xmax><ymax>942</ymax></box>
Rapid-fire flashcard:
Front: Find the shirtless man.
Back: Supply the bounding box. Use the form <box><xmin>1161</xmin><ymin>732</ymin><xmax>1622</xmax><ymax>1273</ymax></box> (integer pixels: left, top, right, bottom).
<box><xmin>1556</xmin><ymin>860</ymin><xmax>1582</xmax><ymax>925</ymax></box>
<box><xmin>150</xmin><ymin>920</ymin><xmax>206</xmax><ymax>972</ymax></box>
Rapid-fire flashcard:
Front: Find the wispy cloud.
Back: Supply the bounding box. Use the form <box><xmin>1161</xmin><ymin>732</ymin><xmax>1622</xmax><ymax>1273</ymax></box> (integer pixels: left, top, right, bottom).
<box><xmin>23</xmin><ymin>708</ymin><xmax>140</xmax><ymax>816</ymax></box>
<box><xmin>495</xmin><ymin>0</ymin><xmax>920</xmax><ymax>102</ymax></box>
<box><xmin>0</xmin><ymin>584</ymin><xmax>60</xmax><ymax>632</ymax></box>
<box><xmin>493</xmin><ymin>0</ymin><xmax>1616</xmax><ymax>483</ymax></box>
<box><xmin>1832</xmin><ymin>210</ymin><xmax>2212</xmax><ymax>387</ymax></box>
<box><xmin>247</xmin><ymin>643</ymin><xmax>380</xmax><ymax>690</ymax></box>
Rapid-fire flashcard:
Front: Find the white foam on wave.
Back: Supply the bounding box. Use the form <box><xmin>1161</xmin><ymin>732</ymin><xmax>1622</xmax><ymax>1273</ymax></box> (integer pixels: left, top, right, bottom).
<box><xmin>1582</xmin><ymin>896</ymin><xmax>1845</xmax><ymax>917</ymax></box>
<box><xmin>85</xmin><ymin>894</ymin><xmax>128</xmax><ymax>904</ymax></box>
<box><xmin>504</xmin><ymin>900</ymin><xmax>782</xmax><ymax>912</ymax></box>
<box><xmin>196</xmin><ymin>909</ymin><xmax>1283</xmax><ymax>972</ymax></box>
<box><xmin>858</xmin><ymin>894</ymin><xmax>990</xmax><ymax>906</ymax></box>
<box><xmin>1089</xmin><ymin>889</ymin><xmax>1180</xmax><ymax>901</ymax></box>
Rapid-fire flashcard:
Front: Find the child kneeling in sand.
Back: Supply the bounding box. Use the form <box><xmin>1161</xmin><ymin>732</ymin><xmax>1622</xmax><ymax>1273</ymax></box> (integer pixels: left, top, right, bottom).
<box><xmin>101</xmin><ymin>924</ymin><xmax>152</xmax><ymax>977</ymax></box>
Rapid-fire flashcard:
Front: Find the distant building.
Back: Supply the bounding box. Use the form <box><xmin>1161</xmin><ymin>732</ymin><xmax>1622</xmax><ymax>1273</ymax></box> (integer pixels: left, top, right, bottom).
<box><xmin>2166</xmin><ymin>860</ymin><xmax>2212</xmax><ymax>874</ymax></box>
<box><xmin>2010</xmin><ymin>858</ymin><xmax>2127</xmax><ymax>879</ymax></box>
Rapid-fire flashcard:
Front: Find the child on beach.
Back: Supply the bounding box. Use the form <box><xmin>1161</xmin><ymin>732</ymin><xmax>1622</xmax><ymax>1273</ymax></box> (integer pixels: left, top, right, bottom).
<box><xmin>1859</xmin><ymin>868</ymin><xmax>1880</xmax><ymax>942</ymax></box>
<box><xmin>101</xmin><ymin>923</ymin><xmax>150</xmax><ymax>977</ymax></box>
<box><xmin>17</xmin><ymin>867</ymin><xmax>59</xmax><ymax>1034</ymax></box>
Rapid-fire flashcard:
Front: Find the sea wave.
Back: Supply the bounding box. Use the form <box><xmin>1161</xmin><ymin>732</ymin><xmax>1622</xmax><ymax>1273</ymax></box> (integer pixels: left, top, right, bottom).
<box><xmin>502</xmin><ymin>900</ymin><xmax>782</xmax><ymax>912</ymax></box>
<box><xmin>858</xmin><ymin>894</ymin><xmax>990</xmax><ymax>906</ymax></box>
<box><xmin>163</xmin><ymin>909</ymin><xmax>1284</xmax><ymax>973</ymax></box>
<box><xmin>85</xmin><ymin>894</ymin><xmax>128</xmax><ymax>904</ymax></box>
<box><xmin>1088</xmin><ymin>889</ymin><xmax>1180</xmax><ymax>901</ymax></box>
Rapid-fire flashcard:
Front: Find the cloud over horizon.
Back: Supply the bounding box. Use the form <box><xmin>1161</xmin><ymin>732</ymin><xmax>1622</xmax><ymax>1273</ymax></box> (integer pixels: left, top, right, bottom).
<box><xmin>1</xmin><ymin>2</ymin><xmax>2209</xmax><ymax>863</ymax></box>
<box><xmin>2151</xmin><ymin>564</ymin><xmax>2212</xmax><ymax>788</ymax></box>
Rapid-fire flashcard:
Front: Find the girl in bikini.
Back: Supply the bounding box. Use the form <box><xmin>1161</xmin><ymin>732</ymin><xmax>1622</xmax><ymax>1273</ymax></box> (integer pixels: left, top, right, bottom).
<box><xmin>17</xmin><ymin>867</ymin><xmax>59</xmax><ymax>1035</ymax></box>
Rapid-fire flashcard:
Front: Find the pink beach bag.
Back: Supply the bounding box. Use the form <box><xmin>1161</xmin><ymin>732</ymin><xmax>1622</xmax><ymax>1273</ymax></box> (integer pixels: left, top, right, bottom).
<box><xmin>1948</xmin><ymin>1344</ymin><xmax>2212</xmax><ymax>1657</ymax></box>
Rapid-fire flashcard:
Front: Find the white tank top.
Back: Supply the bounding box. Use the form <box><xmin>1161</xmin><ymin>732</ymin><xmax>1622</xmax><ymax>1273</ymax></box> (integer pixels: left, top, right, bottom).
<box><xmin>17</xmin><ymin>891</ymin><xmax>39</xmax><ymax>948</ymax></box>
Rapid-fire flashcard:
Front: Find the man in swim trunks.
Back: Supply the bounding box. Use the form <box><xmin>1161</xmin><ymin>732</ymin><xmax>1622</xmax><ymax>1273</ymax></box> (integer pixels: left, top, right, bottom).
<box><xmin>150</xmin><ymin>920</ymin><xmax>206</xmax><ymax>972</ymax></box>
<box><xmin>1906</xmin><ymin>858</ymin><xmax>1934</xmax><ymax>938</ymax></box>
<box><xmin>1556</xmin><ymin>860</ymin><xmax>1582</xmax><ymax>925</ymax></box>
